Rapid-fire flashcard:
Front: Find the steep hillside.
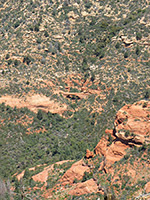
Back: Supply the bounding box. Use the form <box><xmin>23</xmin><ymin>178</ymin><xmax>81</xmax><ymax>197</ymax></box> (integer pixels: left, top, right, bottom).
<box><xmin>0</xmin><ymin>0</ymin><xmax>150</xmax><ymax>199</ymax></box>
<box><xmin>0</xmin><ymin>0</ymin><xmax>150</xmax><ymax>105</ymax></box>
<box><xmin>5</xmin><ymin>101</ymin><xmax>150</xmax><ymax>199</ymax></box>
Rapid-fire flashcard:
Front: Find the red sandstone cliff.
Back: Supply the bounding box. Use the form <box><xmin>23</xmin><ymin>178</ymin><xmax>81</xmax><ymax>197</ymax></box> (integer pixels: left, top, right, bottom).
<box><xmin>14</xmin><ymin>101</ymin><xmax>150</xmax><ymax>199</ymax></box>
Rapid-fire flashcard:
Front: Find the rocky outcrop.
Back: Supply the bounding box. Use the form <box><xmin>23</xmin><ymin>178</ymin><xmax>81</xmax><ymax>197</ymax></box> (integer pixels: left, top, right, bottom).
<box><xmin>32</xmin><ymin>160</ymin><xmax>72</xmax><ymax>185</ymax></box>
<box><xmin>32</xmin><ymin>166</ymin><xmax>53</xmax><ymax>185</ymax></box>
<box><xmin>49</xmin><ymin>100</ymin><xmax>150</xmax><ymax>197</ymax></box>
<box><xmin>86</xmin><ymin>149</ymin><xmax>94</xmax><ymax>159</ymax></box>
<box><xmin>0</xmin><ymin>94</ymin><xmax>68</xmax><ymax>114</ymax></box>
<box><xmin>114</xmin><ymin>100</ymin><xmax>150</xmax><ymax>146</ymax></box>
<box><xmin>105</xmin><ymin>140</ymin><xmax>128</xmax><ymax>163</ymax></box>
<box><xmin>94</xmin><ymin>136</ymin><xmax>128</xmax><ymax>165</ymax></box>
<box><xmin>121</xmin><ymin>35</ymin><xmax>133</xmax><ymax>46</ymax></box>
<box><xmin>94</xmin><ymin>137</ymin><xmax>108</xmax><ymax>156</ymax></box>
<box><xmin>94</xmin><ymin>101</ymin><xmax>150</xmax><ymax>165</ymax></box>
<box><xmin>59</xmin><ymin>160</ymin><xmax>90</xmax><ymax>185</ymax></box>
<box><xmin>14</xmin><ymin>101</ymin><xmax>150</xmax><ymax>198</ymax></box>
<box><xmin>68</xmin><ymin>179</ymin><xmax>98</xmax><ymax>196</ymax></box>
<box><xmin>145</xmin><ymin>182</ymin><xmax>150</xmax><ymax>193</ymax></box>
<box><xmin>67</xmin><ymin>11</ymin><xmax>79</xmax><ymax>20</ymax></box>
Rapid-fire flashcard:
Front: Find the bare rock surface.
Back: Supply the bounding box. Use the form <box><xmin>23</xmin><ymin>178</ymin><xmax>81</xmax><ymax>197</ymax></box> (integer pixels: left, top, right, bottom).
<box><xmin>59</xmin><ymin>159</ymin><xmax>90</xmax><ymax>185</ymax></box>
<box><xmin>0</xmin><ymin>94</ymin><xmax>68</xmax><ymax>114</ymax></box>
<box><xmin>68</xmin><ymin>179</ymin><xmax>98</xmax><ymax>196</ymax></box>
<box><xmin>114</xmin><ymin>100</ymin><xmax>150</xmax><ymax>145</ymax></box>
<box><xmin>86</xmin><ymin>149</ymin><xmax>94</xmax><ymax>159</ymax></box>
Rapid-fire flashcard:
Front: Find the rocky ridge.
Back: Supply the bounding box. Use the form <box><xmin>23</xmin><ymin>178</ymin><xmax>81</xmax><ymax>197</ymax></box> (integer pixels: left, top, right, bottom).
<box><xmin>14</xmin><ymin>100</ymin><xmax>150</xmax><ymax>199</ymax></box>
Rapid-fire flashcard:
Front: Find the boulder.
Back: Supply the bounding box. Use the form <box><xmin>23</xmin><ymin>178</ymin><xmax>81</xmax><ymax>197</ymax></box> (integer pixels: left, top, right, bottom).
<box><xmin>94</xmin><ymin>137</ymin><xmax>108</xmax><ymax>156</ymax></box>
<box><xmin>114</xmin><ymin>100</ymin><xmax>150</xmax><ymax>145</ymax></box>
<box><xmin>68</xmin><ymin>179</ymin><xmax>98</xmax><ymax>196</ymax></box>
<box><xmin>145</xmin><ymin>182</ymin><xmax>150</xmax><ymax>193</ymax></box>
<box><xmin>59</xmin><ymin>160</ymin><xmax>90</xmax><ymax>185</ymax></box>
<box><xmin>86</xmin><ymin>149</ymin><xmax>94</xmax><ymax>159</ymax></box>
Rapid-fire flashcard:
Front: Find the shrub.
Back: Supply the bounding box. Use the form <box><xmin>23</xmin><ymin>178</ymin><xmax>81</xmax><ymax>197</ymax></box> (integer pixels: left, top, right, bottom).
<box><xmin>14</xmin><ymin>21</ymin><xmax>20</xmax><ymax>28</ymax></box>
<box><xmin>144</xmin><ymin>90</ymin><xmax>150</xmax><ymax>99</ymax></box>
<box><xmin>36</xmin><ymin>38</ymin><xmax>42</xmax><ymax>44</ymax></box>
<box><xmin>91</xmin><ymin>73</ymin><xmax>95</xmax><ymax>82</ymax></box>
<box><xmin>104</xmin><ymin>190</ymin><xmax>116</xmax><ymax>200</ymax></box>
<box><xmin>124</xmin><ymin>154</ymin><xmax>130</xmax><ymax>160</ymax></box>
<box><xmin>41</xmin><ymin>57</ymin><xmax>46</xmax><ymax>64</ymax></box>
<box><xmin>37</xmin><ymin>110</ymin><xmax>43</xmax><ymax>120</ymax></box>
<box><xmin>85</xmin><ymin>2</ymin><xmax>92</xmax><ymax>9</ymax></box>
<box><xmin>82</xmin><ymin>171</ymin><xmax>93</xmax><ymax>182</ymax></box>
<box><xmin>14</xmin><ymin>59</ymin><xmax>19</xmax><ymax>66</ymax></box>
<box><xmin>142</xmin><ymin>102</ymin><xmax>147</xmax><ymax>108</ymax></box>
<box><xmin>73</xmin><ymin>178</ymin><xmax>78</xmax><ymax>183</ymax></box>
<box><xmin>44</xmin><ymin>31</ymin><xmax>49</xmax><ymax>37</ymax></box>
<box><xmin>7</xmin><ymin>59</ymin><xmax>12</xmax><ymax>65</ymax></box>
<box><xmin>135</xmin><ymin>45</ymin><xmax>140</xmax><ymax>55</ymax></box>
<box><xmin>125</xmin><ymin>130</ymin><xmax>130</xmax><ymax>137</ymax></box>
<box><xmin>29</xmin><ymin>24</ymin><xmax>34</xmax><ymax>31</ymax></box>
<box><xmin>115</xmin><ymin>42</ymin><xmax>120</xmax><ymax>49</ymax></box>
<box><xmin>34</xmin><ymin>24</ymin><xmax>39</xmax><ymax>32</ymax></box>
<box><xmin>136</xmin><ymin>32</ymin><xmax>142</xmax><ymax>40</ymax></box>
<box><xmin>23</xmin><ymin>55</ymin><xmax>32</xmax><ymax>65</ymax></box>
<box><xmin>23</xmin><ymin>169</ymin><xmax>30</xmax><ymax>179</ymax></box>
<box><xmin>124</xmin><ymin>51</ymin><xmax>129</xmax><ymax>58</ymax></box>
<box><xmin>95</xmin><ymin>48</ymin><xmax>105</xmax><ymax>58</ymax></box>
<box><xmin>139</xmin><ymin>143</ymin><xmax>147</xmax><ymax>152</ymax></box>
<box><xmin>5</xmin><ymin>54</ymin><xmax>10</xmax><ymax>59</ymax></box>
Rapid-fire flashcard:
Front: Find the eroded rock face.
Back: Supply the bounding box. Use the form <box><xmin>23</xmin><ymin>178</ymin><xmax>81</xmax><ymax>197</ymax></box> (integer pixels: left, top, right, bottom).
<box><xmin>68</xmin><ymin>179</ymin><xmax>98</xmax><ymax>196</ymax></box>
<box><xmin>14</xmin><ymin>101</ymin><xmax>150</xmax><ymax>198</ymax></box>
<box><xmin>94</xmin><ymin>136</ymin><xmax>128</xmax><ymax>165</ymax></box>
<box><xmin>32</xmin><ymin>160</ymin><xmax>72</xmax><ymax>185</ymax></box>
<box><xmin>105</xmin><ymin>140</ymin><xmax>128</xmax><ymax>163</ymax></box>
<box><xmin>86</xmin><ymin>149</ymin><xmax>94</xmax><ymax>159</ymax></box>
<box><xmin>94</xmin><ymin>101</ymin><xmax>150</xmax><ymax>165</ymax></box>
<box><xmin>32</xmin><ymin>166</ymin><xmax>53</xmax><ymax>184</ymax></box>
<box><xmin>145</xmin><ymin>182</ymin><xmax>150</xmax><ymax>193</ymax></box>
<box><xmin>114</xmin><ymin>100</ymin><xmax>150</xmax><ymax>146</ymax></box>
<box><xmin>94</xmin><ymin>137</ymin><xmax>108</xmax><ymax>156</ymax></box>
<box><xmin>59</xmin><ymin>159</ymin><xmax>90</xmax><ymax>185</ymax></box>
<box><xmin>0</xmin><ymin>94</ymin><xmax>68</xmax><ymax>114</ymax></box>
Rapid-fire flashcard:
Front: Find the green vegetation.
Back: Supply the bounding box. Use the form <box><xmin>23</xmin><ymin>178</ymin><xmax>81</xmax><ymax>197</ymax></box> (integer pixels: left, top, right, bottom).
<box><xmin>82</xmin><ymin>171</ymin><xmax>93</xmax><ymax>182</ymax></box>
<box><xmin>0</xmin><ymin>103</ymin><xmax>104</xmax><ymax>179</ymax></box>
<box><xmin>0</xmin><ymin>0</ymin><xmax>150</xmax><ymax>199</ymax></box>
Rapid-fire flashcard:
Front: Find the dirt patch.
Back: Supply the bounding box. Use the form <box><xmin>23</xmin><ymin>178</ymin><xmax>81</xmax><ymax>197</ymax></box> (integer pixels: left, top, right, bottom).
<box><xmin>0</xmin><ymin>94</ymin><xmax>68</xmax><ymax>114</ymax></box>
